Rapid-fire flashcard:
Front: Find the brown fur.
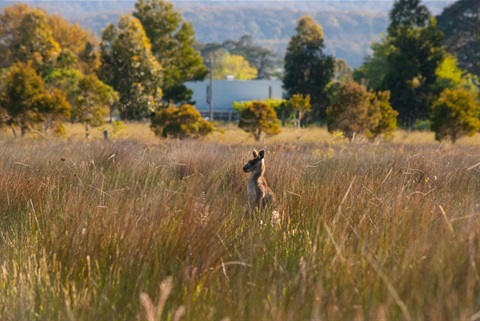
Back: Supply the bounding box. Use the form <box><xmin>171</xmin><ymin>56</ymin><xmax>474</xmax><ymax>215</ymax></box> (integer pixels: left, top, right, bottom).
<box><xmin>242</xmin><ymin>149</ymin><xmax>276</xmax><ymax>212</ymax></box>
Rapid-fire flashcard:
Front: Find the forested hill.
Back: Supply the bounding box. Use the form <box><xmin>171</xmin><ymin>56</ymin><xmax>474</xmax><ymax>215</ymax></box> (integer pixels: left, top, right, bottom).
<box><xmin>2</xmin><ymin>0</ymin><xmax>454</xmax><ymax>68</ymax></box>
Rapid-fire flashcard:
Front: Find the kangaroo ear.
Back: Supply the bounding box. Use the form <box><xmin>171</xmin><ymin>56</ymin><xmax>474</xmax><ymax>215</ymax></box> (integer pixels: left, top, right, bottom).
<box><xmin>252</xmin><ymin>149</ymin><xmax>259</xmax><ymax>158</ymax></box>
<box><xmin>259</xmin><ymin>150</ymin><xmax>265</xmax><ymax>159</ymax></box>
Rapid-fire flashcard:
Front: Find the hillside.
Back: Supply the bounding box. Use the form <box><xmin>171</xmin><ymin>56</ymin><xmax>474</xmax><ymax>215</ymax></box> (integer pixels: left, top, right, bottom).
<box><xmin>1</xmin><ymin>0</ymin><xmax>455</xmax><ymax>68</ymax></box>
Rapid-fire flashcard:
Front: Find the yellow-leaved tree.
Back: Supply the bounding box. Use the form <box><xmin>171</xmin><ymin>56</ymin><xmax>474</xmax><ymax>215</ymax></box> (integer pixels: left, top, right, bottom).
<box><xmin>214</xmin><ymin>53</ymin><xmax>257</xmax><ymax>80</ymax></box>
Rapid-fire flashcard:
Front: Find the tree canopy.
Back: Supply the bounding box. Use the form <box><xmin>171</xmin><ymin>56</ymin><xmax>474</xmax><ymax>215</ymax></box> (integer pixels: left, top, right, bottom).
<box><xmin>430</xmin><ymin>87</ymin><xmax>480</xmax><ymax>143</ymax></box>
<box><xmin>99</xmin><ymin>15</ymin><xmax>163</xmax><ymax>120</ymax></box>
<box><xmin>326</xmin><ymin>81</ymin><xmax>397</xmax><ymax>141</ymax></box>
<box><xmin>0</xmin><ymin>6</ymin><xmax>60</xmax><ymax>73</ymax></box>
<box><xmin>381</xmin><ymin>0</ymin><xmax>445</xmax><ymax>126</ymax></box>
<box><xmin>213</xmin><ymin>53</ymin><xmax>258</xmax><ymax>80</ymax></box>
<box><xmin>197</xmin><ymin>35</ymin><xmax>282</xmax><ymax>80</ymax></box>
<box><xmin>151</xmin><ymin>102</ymin><xmax>215</xmax><ymax>139</ymax></box>
<box><xmin>133</xmin><ymin>0</ymin><xmax>208</xmax><ymax>104</ymax></box>
<box><xmin>238</xmin><ymin>100</ymin><xmax>280</xmax><ymax>141</ymax></box>
<box><xmin>353</xmin><ymin>37</ymin><xmax>393</xmax><ymax>91</ymax></box>
<box><xmin>0</xmin><ymin>62</ymin><xmax>71</xmax><ymax>137</ymax></box>
<box><xmin>437</xmin><ymin>0</ymin><xmax>480</xmax><ymax>78</ymax></box>
<box><xmin>283</xmin><ymin>15</ymin><xmax>335</xmax><ymax>120</ymax></box>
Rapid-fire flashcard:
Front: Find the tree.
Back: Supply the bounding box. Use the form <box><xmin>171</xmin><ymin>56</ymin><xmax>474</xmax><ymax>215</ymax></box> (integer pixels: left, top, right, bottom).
<box><xmin>326</xmin><ymin>81</ymin><xmax>372</xmax><ymax>141</ymax></box>
<box><xmin>388</xmin><ymin>0</ymin><xmax>431</xmax><ymax>33</ymax></box>
<box><xmin>0</xmin><ymin>4</ymin><xmax>32</xmax><ymax>68</ymax></box>
<box><xmin>99</xmin><ymin>15</ymin><xmax>163</xmax><ymax>120</ymax></box>
<box><xmin>287</xmin><ymin>94</ymin><xmax>310</xmax><ymax>125</ymax></box>
<box><xmin>233</xmin><ymin>99</ymin><xmax>289</xmax><ymax>126</ymax></box>
<box><xmin>198</xmin><ymin>36</ymin><xmax>282</xmax><ymax>80</ymax></box>
<box><xmin>220</xmin><ymin>35</ymin><xmax>282</xmax><ymax>79</ymax></box>
<box><xmin>238</xmin><ymin>101</ymin><xmax>280</xmax><ymax>141</ymax></box>
<box><xmin>46</xmin><ymin>68</ymin><xmax>118</xmax><ymax>137</ymax></box>
<box><xmin>437</xmin><ymin>0</ymin><xmax>480</xmax><ymax>78</ymax></box>
<box><xmin>366</xmin><ymin>90</ymin><xmax>398</xmax><ymax>141</ymax></box>
<box><xmin>287</xmin><ymin>94</ymin><xmax>311</xmax><ymax>141</ymax></box>
<box><xmin>0</xmin><ymin>4</ymin><xmax>99</xmax><ymax>74</ymax></box>
<box><xmin>47</xmin><ymin>14</ymin><xmax>100</xmax><ymax>73</ymax></box>
<box><xmin>0</xmin><ymin>62</ymin><xmax>71</xmax><ymax>137</ymax></box>
<box><xmin>333</xmin><ymin>59</ymin><xmax>353</xmax><ymax>83</ymax></box>
<box><xmin>354</xmin><ymin>37</ymin><xmax>393</xmax><ymax>90</ymax></box>
<box><xmin>436</xmin><ymin>54</ymin><xmax>480</xmax><ymax>94</ymax></box>
<box><xmin>283</xmin><ymin>15</ymin><xmax>334</xmax><ymax>120</ymax></box>
<box><xmin>150</xmin><ymin>103</ymin><xmax>215</xmax><ymax>139</ymax></box>
<box><xmin>430</xmin><ymin>88</ymin><xmax>480</xmax><ymax>143</ymax></box>
<box><xmin>133</xmin><ymin>0</ymin><xmax>208</xmax><ymax>104</ymax></box>
<box><xmin>381</xmin><ymin>0</ymin><xmax>445</xmax><ymax>126</ymax></box>
<box><xmin>0</xmin><ymin>8</ymin><xmax>60</xmax><ymax>73</ymax></box>
<box><xmin>37</xmin><ymin>88</ymin><xmax>71</xmax><ymax>135</ymax></box>
<box><xmin>326</xmin><ymin>81</ymin><xmax>397</xmax><ymax>142</ymax></box>
<box><xmin>213</xmin><ymin>53</ymin><xmax>258</xmax><ymax>80</ymax></box>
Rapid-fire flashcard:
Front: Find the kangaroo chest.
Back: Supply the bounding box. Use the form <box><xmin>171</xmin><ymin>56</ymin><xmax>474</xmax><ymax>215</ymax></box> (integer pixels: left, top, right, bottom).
<box><xmin>248</xmin><ymin>176</ymin><xmax>265</xmax><ymax>201</ymax></box>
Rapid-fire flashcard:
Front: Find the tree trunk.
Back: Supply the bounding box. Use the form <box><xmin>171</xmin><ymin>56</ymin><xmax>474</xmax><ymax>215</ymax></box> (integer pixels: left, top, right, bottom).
<box><xmin>255</xmin><ymin>129</ymin><xmax>261</xmax><ymax>141</ymax></box>
<box><xmin>85</xmin><ymin>122</ymin><xmax>90</xmax><ymax>139</ymax></box>
<box><xmin>451</xmin><ymin>133</ymin><xmax>458</xmax><ymax>144</ymax></box>
<box><xmin>10</xmin><ymin>125</ymin><xmax>17</xmax><ymax>138</ymax></box>
<box><xmin>21</xmin><ymin>126</ymin><xmax>26</xmax><ymax>138</ymax></box>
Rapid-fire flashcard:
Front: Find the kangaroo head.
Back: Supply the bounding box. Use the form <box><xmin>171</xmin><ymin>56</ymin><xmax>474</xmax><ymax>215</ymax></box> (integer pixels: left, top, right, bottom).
<box><xmin>243</xmin><ymin>149</ymin><xmax>265</xmax><ymax>173</ymax></box>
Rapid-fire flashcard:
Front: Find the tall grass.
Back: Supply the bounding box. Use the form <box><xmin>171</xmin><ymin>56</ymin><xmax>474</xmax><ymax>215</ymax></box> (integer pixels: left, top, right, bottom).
<box><xmin>1</xmin><ymin>126</ymin><xmax>480</xmax><ymax>320</ymax></box>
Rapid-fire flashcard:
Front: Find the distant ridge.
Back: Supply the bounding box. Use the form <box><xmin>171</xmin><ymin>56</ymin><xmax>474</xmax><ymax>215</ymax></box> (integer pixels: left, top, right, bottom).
<box><xmin>1</xmin><ymin>0</ymin><xmax>455</xmax><ymax>67</ymax></box>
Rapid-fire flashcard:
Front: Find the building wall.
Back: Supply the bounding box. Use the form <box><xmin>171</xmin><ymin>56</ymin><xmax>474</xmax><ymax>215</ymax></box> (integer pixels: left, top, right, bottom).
<box><xmin>185</xmin><ymin>80</ymin><xmax>284</xmax><ymax>116</ymax></box>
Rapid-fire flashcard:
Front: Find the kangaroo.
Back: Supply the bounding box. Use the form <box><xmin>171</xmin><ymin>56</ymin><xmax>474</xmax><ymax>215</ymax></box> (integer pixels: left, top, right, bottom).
<box><xmin>242</xmin><ymin>149</ymin><xmax>276</xmax><ymax>213</ymax></box>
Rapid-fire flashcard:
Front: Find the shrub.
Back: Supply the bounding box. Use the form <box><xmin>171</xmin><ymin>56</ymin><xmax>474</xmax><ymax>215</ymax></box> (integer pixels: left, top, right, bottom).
<box><xmin>238</xmin><ymin>100</ymin><xmax>280</xmax><ymax>141</ymax></box>
<box><xmin>150</xmin><ymin>103</ymin><xmax>215</xmax><ymax>139</ymax></box>
<box><xmin>430</xmin><ymin>87</ymin><xmax>480</xmax><ymax>143</ymax></box>
<box><xmin>326</xmin><ymin>81</ymin><xmax>371</xmax><ymax>141</ymax></box>
<box><xmin>365</xmin><ymin>90</ymin><xmax>398</xmax><ymax>142</ymax></box>
<box><xmin>287</xmin><ymin>94</ymin><xmax>311</xmax><ymax>128</ymax></box>
<box><xmin>326</xmin><ymin>81</ymin><xmax>397</xmax><ymax>142</ymax></box>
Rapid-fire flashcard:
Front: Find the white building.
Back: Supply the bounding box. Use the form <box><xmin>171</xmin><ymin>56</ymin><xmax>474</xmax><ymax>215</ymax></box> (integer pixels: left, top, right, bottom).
<box><xmin>184</xmin><ymin>79</ymin><xmax>285</xmax><ymax>121</ymax></box>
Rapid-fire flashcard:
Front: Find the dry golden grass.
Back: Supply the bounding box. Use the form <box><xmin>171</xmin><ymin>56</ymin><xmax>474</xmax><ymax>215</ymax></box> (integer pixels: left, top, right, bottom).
<box><xmin>1</xmin><ymin>123</ymin><xmax>480</xmax><ymax>320</ymax></box>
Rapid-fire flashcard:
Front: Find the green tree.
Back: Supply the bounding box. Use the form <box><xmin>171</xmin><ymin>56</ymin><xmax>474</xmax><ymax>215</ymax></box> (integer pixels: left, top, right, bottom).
<box><xmin>46</xmin><ymin>68</ymin><xmax>118</xmax><ymax>137</ymax></box>
<box><xmin>437</xmin><ymin>0</ymin><xmax>480</xmax><ymax>78</ymax></box>
<box><xmin>283</xmin><ymin>15</ymin><xmax>334</xmax><ymax>120</ymax></box>
<box><xmin>151</xmin><ymin>103</ymin><xmax>215</xmax><ymax>139</ymax></box>
<box><xmin>431</xmin><ymin>88</ymin><xmax>480</xmax><ymax>143</ymax></box>
<box><xmin>133</xmin><ymin>0</ymin><xmax>207</xmax><ymax>104</ymax></box>
<box><xmin>382</xmin><ymin>0</ymin><xmax>445</xmax><ymax>126</ymax></box>
<box><xmin>0</xmin><ymin>62</ymin><xmax>70</xmax><ymax>137</ymax></box>
<box><xmin>99</xmin><ymin>15</ymin><xmax>163</xmax><ymax>120</ymax></box>
<box><xmin>238</xmin><ymin>100</ymin><xmax>280</xmax><ymax>141</ymax></box>
<box><xmin>354</xmin><ymin>37</ymin><xmax>393</xmax><ymax>90</ymax></box>
<box><xmin>213</xmin><ymin>53</ymin><xmax>258</xmax><ymax>80</ymax></box>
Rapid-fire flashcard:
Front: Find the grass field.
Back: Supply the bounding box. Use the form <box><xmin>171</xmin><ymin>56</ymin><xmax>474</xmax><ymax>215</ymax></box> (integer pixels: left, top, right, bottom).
<box><xmin>1</xmin><ymin>123</ymin><xmax>480</xmax><ymax>320</ymax></box>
